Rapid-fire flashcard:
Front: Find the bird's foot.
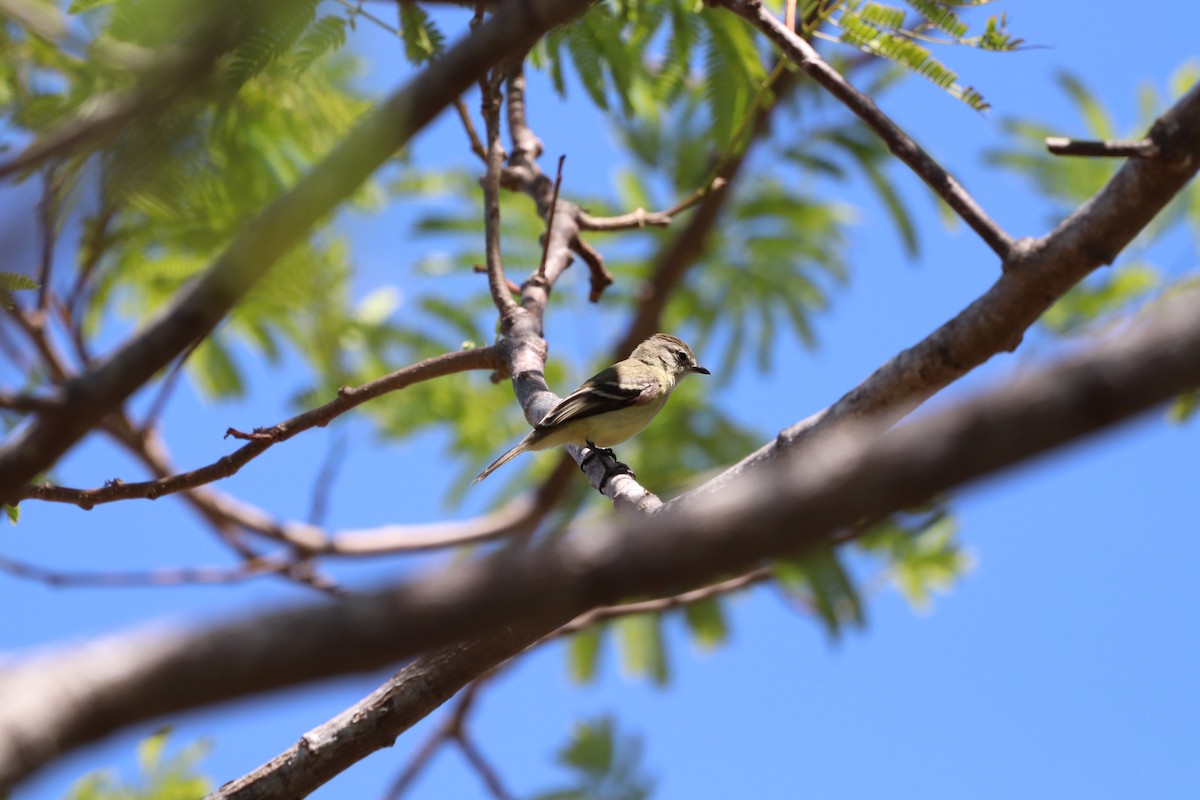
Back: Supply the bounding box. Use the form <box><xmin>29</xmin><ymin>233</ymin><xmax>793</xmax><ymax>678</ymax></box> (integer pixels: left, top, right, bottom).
<box><xmin>581</xmin><ymin>442</ymin><xmax>635</xmax><ymax>493</ymax></box>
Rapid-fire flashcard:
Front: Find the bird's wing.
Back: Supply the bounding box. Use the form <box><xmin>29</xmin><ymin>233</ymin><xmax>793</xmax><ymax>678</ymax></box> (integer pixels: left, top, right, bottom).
<box><xmin>536</xmin><ymin>366</ymin><xmax>656</xmax><ymax>430</ymax></box>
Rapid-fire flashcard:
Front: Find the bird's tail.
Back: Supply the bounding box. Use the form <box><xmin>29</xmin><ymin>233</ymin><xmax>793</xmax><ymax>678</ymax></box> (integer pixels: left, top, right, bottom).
<box><xmin>472</xmin><ymin>439</ymin><xmax>530</xmax><ymax>484</ymax></box>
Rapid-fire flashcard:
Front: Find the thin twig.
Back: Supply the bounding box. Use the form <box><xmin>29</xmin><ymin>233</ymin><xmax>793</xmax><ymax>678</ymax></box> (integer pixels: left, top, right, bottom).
<box><xmin>481</xmin><ymin>71</ymin><xmax>520</xmax><ymax>317</ymax></box>
<box><xmin>535</xmin><ymin>155</ymin><xmax>566</xmax><ymax>278</ymax></box>
<box><xmin>14</xmin><ymin>347</ymin><xmax>504</xmax><ymax>509</ymax></box>
<box><xmin>306</xmin><ymin>431</ymin><xmax>348</xmax><ymax>527</ymax></box>
<box><xmin>549</xmin><ymin>566</ymin><xmax>775</xmax><ymax>641</ymax></box>
<box><xmin>567</xmin><ymin>236</ymin><xmax>613</xmax><ymax>302</ymax></box>
<box><xmin>575</xmin><ymin>177</ymin><xmax>728</xmax><ymax>232</ymax></box>
<box><xmin>35</xmin><ymin>167</ymin><xmax>59</xmax><ymax>312</ymax></box>
<box><xmin>140</xmin><ymin>334</ymin><xmax>207</xmax><ymax>434</ymax></box>
<box><xmin>1045</xmin><ymin>136</ymin><xmax>1160</xmax><ymax>158</ymax></box>
<box><xmin>0</xmin><ymin>553</ymin><xmax>291</xmax><ymax>587</ymax></box>
<box><xmin>383</xmin><ymin>675</ymin><xmax>498</xmax><ymax>800</ymax></box>
<box><xmin>454</xmin><ymin>735</ymin><xmax>515</xmax><ymax>800</ymax></box>
<box><xmin>455</xmin><ymin>97</ymin><xmax>488</xmax><ymax>162</ymax></box>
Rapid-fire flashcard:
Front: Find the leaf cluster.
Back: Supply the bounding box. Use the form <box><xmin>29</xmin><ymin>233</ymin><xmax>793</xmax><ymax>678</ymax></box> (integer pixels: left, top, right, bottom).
<box><xmin>532</xmin><ymin>718</ymin><xmax>654</xmax><ymax>800</ymax></box>
<box><xmin>64</xmin><ymin>730</ymin><xmax>211</xmax><ymax>800</ymax></box>
<box><xmin>1</xmin><ymin>0</ymin><xmax>386</xmax><ymax>402</ymax></box>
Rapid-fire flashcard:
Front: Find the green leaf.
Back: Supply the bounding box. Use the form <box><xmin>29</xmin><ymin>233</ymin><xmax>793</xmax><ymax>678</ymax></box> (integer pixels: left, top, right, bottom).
<box><xmin>398</xmin><ymin>4</ymin><xmax>445</xmax><ymax>65</ymax></box>
<box><xmin>66</xmin><ymin>730</ymin><xmax>212</xmax><ymax>800</ymax></box>
<box><xmin>533</xmin><ymin>718</ymin><xmax>654</xmax><ymax>800</ymax></box>
<box><xmin>1056</xmin><ymin>71</ymin><xmax>1115</xmax><ymax>139</ymax></box>
<box><xmin>187</xmin><ymin>338</ymin><xmax>245</xmax><ymax>400</ymax></box>
<box><xmin>137</xmin><ymin>728</ymin><xmax>169</xmax><ymax>775</ymax></box>
<box><xmin>860</xmin><ymin>513</ymin><xmax>973</xmax><ymax>611</ymax></box>
<box><xmin>616</xmin><ymin>613</ymin><xmax>669</xmax><ymax>685</ymax></box>
<box><xmin>567</xmin><ymin>626</ymin><xmax>604</xmax><ymax>684</ymax></box>
<box><xmin>682</xmin><ymin>596</ymin><xmax>729</xmax><ymax>651</ymax></box>
<box><xmin>4</xmin><ymin>504</ymin><xmax>19</xmax><ymax>525</ymax></box>
<box><xmin>293</xmin><ymin>16</ymin><xmax>348</xmax><ymax>75</ymax></box>
<box><xmin>564</xmin><ymin>19</ymin><xmax>611</xmax><ymax>110</ymax></box>
<box><xmin>1168</xmin><ymin>391</ymin><xmax>1199</xmax><ymax>424</ymax></box>
<box><xmin>0</xmin><ymin>272</ymin><xmax>39</xmax><ymax>309</ymax></box>
<box><xmin>702</xmin><ymin>11</ymin><xmax>767</xmax><ymax>146</ymax></box>
<box><xmin>559</xmin><ymin>719</ymin><xmax>615</xmax><ymax>776</ymax></box>
<box><xmin>774</xmin><ymin>548</ymin><xmax>864</xmax><ymax>638</ymax></box>
<box><xmin>902</xmin><ymin>0</ymin><xmax>969</xmax><ymax>39</ymax></box>
<box><xmin>225</xmin><ymin>0</ymin><xmax>320</xmax><ymax>91</ymax></box>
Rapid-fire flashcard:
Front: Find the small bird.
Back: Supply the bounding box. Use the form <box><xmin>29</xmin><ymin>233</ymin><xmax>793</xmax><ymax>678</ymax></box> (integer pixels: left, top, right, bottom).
<box><xmin>473</xmin><ymin>333</ymin><xmax>710</xmax><ymax>483</ymax></box>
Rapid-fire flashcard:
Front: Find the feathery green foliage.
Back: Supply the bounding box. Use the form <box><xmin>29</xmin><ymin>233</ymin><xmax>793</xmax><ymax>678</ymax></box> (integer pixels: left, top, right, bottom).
<box><xmin>0</xmin><ymin>272</ymin><xmax>38</xmax><ymax>308</ymax></box>
<box><xmin>398</xmin><ymin>3</ymin><xmax>445</xmax><ymax>65</ymax></box>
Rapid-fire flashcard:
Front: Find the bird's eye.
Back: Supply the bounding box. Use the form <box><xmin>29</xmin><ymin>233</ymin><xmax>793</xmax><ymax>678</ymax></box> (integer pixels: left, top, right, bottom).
<box><xmin>674</xmin><ymin>349</ymin><xmax>690</xmax><ymax>366</ymax></box>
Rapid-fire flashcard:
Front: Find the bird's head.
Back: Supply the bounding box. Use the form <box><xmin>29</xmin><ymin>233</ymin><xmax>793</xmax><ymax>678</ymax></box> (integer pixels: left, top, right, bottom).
<box><xmin>634</xmin><ymin>333</ymin><xmax>711</xmax><ymax>381</ymax></box>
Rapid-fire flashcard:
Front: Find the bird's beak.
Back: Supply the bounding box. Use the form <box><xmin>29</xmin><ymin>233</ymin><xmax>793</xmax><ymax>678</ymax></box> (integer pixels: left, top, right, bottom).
<box><xmin>692</xmin><ymin>365</ymin><xmax>711</xmax><ymax>375</ymax></box>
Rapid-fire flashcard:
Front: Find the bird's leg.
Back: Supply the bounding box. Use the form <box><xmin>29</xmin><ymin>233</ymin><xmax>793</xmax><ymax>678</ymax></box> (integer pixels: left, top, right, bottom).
<box><xmin>581</xmin><ymin>441</ymin><xmax>635</xmax><ymax>493</ymax></box>
<box><xmin>582</xmin><ymin>439</ymin><xmax>618</xmax><ymax>461</ymax></box>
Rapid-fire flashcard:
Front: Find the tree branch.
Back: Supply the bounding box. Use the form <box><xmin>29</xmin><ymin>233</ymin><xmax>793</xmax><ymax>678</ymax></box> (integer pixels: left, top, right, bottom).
<box><xmin>715</xmin><ymin>0</ymin><xmax>1014</xmax><ymax>259</ymax></box>
<box><xmin>694</xmin><ymin>77</ymin><xmax>1200</xmax><ymax>496</ymax></box>
<box><xmin>13</xmin><ymin>347</ymin><xmax>503</xmax><ymax>510</ymax></box>
<box><xmin>481</xmin><ymin>73</ymin><xmax>521</xmax><ymax>317</ymax></box>
<box><xmin>7</xmin><ymin>287</ymin><xmax>1200</xmax><ymax>790</ymax></box>
<box><xmin>1045</xmin><ymin>136</ymin><xmax>1160</xmax><ymax>158</ymax></box>
<box><xmin>0</xmin><ymin>553</ymin><xmax>292</xmax><ymax>588</ymax></box>
<box><xmin>205</xmin><ymin>620</ymin><xmax>557</xmax><ymax>800</ymax></box>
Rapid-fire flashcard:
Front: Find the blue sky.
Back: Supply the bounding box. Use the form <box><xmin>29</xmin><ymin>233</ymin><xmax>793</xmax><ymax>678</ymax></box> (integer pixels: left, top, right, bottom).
<box><xmin>5</xmin><ymin>1</ymin><xmax>1200</xmax><ymax>798</ymax></box>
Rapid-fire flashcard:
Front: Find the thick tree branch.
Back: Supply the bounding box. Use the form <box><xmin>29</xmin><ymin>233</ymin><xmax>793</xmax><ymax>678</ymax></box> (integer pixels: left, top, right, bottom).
<box><xmin>206</xmin><ymin>619</ymin><xmax>558</xmax><ymax>800</ymax></box>
<box><xmin>694</xmin><ymin>78</ymin><xmax>1200</xmax><ymax>496</ymax></box>
<box><xmin>6</xmin><ymin>287</ymin><xmax>1200</xmax><ymax>790</ymax></box>
<box><xmin>715</xmin><ymin>0</ymin><xmax>1014</xmax><ymax>258</ymax></box>
<box><xmin>0</xmin><ymin>0</ymin><xmax>596</xmax><ymax>505</ymax></box>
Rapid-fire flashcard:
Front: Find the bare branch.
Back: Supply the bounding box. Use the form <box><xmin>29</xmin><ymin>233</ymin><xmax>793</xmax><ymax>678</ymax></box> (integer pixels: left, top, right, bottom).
<box><xmin>576</xmin><ymin>177</ymin><xmax>727</xmax><ymax>232</ymax></box>
<box><xmin>13</xmin><ymin>347</ymin><xmax>503</xmax><ymax>510</ymax></box>
<box><xmin>35</xmin><ymin>167</ymin><xmax>60</xmax><ymax>312</ymax></box>
<box><xmin>549</xmin><ymin>566</ymin><xmax>774</xmax><ymax>640</ymax></box>
<box><xmin>0</xmin><ymin>553</ymin><xmax>291</xmax><ymax>588</ymax></box>
<box><xmin>382</xmin><ymin>678</ymin><xmax>493</xmax><ymax>800</ymax></box>
<box><xmin>455</xmin><ymin>97</ymin><xmax>489</xmax><ymax>162</ymax></box>
<box><xmin>206</xmin><ymin>622</ymin><xmax>554</xmax><ymax>800</ymax></box>
<box><xmin>535</xmin><ymin>154</ymin><xmax>566</xmax><ymax>279</ymax></box>
<box><xmin>0</xmin><ymin>0</ymin><xmax>597</xmax><ymax>505</ymax></box>
<box><xmin>455</xmin><ymin>734</ymin><xmax>516</xmax><ymax>800</ymax></box>
<box><xmin>0</xmin><ymin>390</ymin><xmax>58</xmax><ymax>413</ymax></box>
<box><xmin>715</xmin><ymin>0</ymin><xmax>1014</xmax><ymax>259</ymax></box>
<box><xmin>481</xmin><ymin>73</ymin><xmax>521</xmax><ymax>317</ymax></box>
<box><xmin>1045</xmin><ymin>136</ymin><xmax>1160</xmax><ymax>158</ymax></box>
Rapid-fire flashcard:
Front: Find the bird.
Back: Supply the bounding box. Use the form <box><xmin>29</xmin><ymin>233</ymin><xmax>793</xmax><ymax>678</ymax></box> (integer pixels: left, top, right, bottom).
<box><xmin>473</xmin><ymin>333</ymin><xmax>710</xmax><ymax>484</ymax></box>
